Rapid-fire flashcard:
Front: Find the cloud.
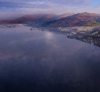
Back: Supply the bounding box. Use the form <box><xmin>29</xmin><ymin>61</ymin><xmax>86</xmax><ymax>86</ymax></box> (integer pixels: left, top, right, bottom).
<box><xmin>0</xmin><ymin>1</ymin><xmax>53</xmax><ymax>9</ymax></box>
<box><xmin>0</xmin><ymin>0</ymin><xmax>99</xmax><ymax>18</ymax></box>
<box><xmin>50</xmin><ymin>0</ymin><xmax>91</xmax><ymax>5</ymax></box>
<box><xmin>0</xmin><ymin>0</ymin><xmax>91</xmax><ymax>5</ymax></box>
<box><xmin>0</xmin><ymin>0</ymin><xmax>92</xmax><ymax>11</ymax></box>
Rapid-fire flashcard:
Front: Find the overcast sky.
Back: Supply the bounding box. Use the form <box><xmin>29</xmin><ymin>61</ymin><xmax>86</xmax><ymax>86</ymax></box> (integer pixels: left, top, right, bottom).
<box><xmin>0</xmin><ymin>0</ymin><xmax>100</xmax><ymax>18</ymax></box>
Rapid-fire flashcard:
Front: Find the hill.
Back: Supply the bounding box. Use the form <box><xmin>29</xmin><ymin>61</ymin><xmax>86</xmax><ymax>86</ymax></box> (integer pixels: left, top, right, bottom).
<box><xmin>1</xmin><ymin>12</ymin><xmax>100</xmax><ymax>27</ymax></box>
<box><xmin>0</xmin><ymin>14</ymin><xmax>58</xmax><ymax>24</ymax></box>
<box><xmin>43</xmin><ymin>12</ymin><xmax>100</xmax><ymax>27</ymax></box>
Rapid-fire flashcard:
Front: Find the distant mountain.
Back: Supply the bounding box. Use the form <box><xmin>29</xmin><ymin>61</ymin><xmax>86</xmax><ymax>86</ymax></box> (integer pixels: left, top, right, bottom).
<box><xmin>0</xmin><ymin>18</ymin><xmax>3</xmax><ymax>21</ymax></box>
<box><xmin>43</xmin><ymin>12</ymin><xmax>100</xmax><ymax>27</ymax></box>
<box><xmin>0</xmin><ymin>14</ymin><xmax>58</xmax><ymax>24</ymax></box>
<box><xmin>0</xmin><ymin>18</ymin><xmax>4</xmax><ymax>23</ymax></box>
<box><xmin>0</xmin><ymin>13</ymin><xmax>74</xmax><ymax>24</ymax></box>
<box><xmin>16</xmin><ymin>14</ymin><xmax>58</xmax><ymax>22</ymax></box>
<box><xmin>1</xmin><ymin>12</ymin><xmax>100</xmax><ymax>27</ymax></box>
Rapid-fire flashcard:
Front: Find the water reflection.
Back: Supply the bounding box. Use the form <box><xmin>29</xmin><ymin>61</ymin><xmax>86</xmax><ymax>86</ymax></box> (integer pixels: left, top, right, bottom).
<box><xmin>30</xmin><ymin>27</ymin><xmax>100</xmax><ymax>48</ymax></box>
<box><xmin>0</xmin><ymin>26</ymin><xmax>100</xmax><ymax>92</ymax></box>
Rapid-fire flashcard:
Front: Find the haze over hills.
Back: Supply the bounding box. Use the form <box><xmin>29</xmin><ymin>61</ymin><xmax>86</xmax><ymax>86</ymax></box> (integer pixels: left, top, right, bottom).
<box><xmin>16</xmin><ymin>14</ymin><xmax>58</xmax><ymax>23</ymax></box>
<box><xmin>1</xmin><ymin>12</ymin><xmax>100</xmax><ymax>27</ymax></box>
<box><xmin>0</xmin><ymin>14</ymin><xmax>58</xmax><ymax>24</ymax></box>
<box><xmin>0</xmin><ymin>13</ymin><xmax>74</xmax><ymax>24</ymax></box>
<box><xmin>55</xmin><ymin>13</ymin><xmax>74</xmax><ymax>20</ymax></box>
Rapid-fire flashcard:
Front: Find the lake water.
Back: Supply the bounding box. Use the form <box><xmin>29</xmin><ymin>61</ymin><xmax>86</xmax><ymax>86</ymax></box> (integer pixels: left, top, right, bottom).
<box><xmin>0</xmin><ymin>26</ymin><xmax>100</xmax><ymax>92</ymax></box>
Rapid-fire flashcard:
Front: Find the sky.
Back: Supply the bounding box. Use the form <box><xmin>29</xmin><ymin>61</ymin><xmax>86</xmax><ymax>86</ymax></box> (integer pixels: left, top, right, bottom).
<box><xmin>0</xmin><ymin>0</ymin><xmax>100</xmax><ymax>18</ymax></box>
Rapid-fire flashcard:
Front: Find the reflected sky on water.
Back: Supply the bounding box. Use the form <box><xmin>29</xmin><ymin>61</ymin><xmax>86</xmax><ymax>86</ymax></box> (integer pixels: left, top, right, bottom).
<box><xmin>0</xmin><ymin>26</ymin><xmax>100</xmax><ymax>92</ymax></box>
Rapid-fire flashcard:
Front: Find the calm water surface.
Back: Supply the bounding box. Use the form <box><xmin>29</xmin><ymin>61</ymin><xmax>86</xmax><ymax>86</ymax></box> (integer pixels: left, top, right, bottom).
<box><xmin>0</xmin><ymin>26</ymin><xmax>100</xmax><ymax>92</ymax></box>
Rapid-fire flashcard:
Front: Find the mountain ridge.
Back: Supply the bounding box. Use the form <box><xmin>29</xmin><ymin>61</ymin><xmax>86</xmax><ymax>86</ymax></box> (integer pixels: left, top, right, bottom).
<box><xmin>1</xmin><ymin>12</ymin><xmax>100</xmax><ymax>27</ymax></box>
<box><xmin>43</xmin><ymin>12</ymin><xmax>100</xmax><ymax>27</ymax></box>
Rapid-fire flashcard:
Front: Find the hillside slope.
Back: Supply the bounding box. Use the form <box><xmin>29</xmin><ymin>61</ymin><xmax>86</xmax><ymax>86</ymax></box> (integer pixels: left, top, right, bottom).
<box><xmin>43</xmin><ymin>12</ymin><xmax>100</xmax><ymax>27</ymax></box>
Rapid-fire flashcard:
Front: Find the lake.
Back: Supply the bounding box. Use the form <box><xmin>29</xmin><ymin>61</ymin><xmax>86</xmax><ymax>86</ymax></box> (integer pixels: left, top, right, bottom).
<box><xmin>0</xmin><ymin>26</ymin><xmax>100</xmax><ymax>92</ymax></box>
